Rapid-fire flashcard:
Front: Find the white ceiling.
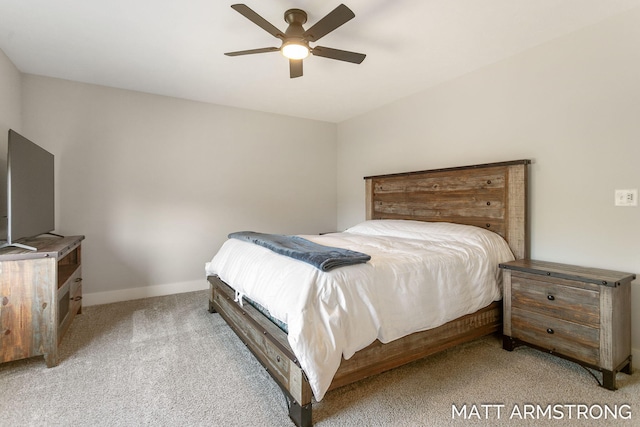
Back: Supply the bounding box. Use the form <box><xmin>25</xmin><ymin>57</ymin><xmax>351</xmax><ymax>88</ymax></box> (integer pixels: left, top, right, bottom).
<box><xmin>2</xmin><ymin>0</ymin><xmax>640</xmax><ymax>123</ymax></box>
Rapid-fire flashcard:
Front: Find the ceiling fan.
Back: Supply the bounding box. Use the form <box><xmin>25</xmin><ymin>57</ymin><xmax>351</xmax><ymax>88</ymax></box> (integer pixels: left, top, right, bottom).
<box><xmin>224</xmin><ymin>3</ymin><xmax>366</xmax><ymax>78</ymax></box>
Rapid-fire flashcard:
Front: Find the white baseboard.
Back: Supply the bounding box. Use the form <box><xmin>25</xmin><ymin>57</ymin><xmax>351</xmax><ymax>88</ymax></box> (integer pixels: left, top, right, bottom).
<box><xmin>83</xmin><ymin>280</ymin><xmax>209</xmax><ymax>306</ymax></box>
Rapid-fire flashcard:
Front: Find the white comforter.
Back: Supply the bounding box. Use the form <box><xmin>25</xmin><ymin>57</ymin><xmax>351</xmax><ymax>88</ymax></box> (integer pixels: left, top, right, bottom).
<box><xmin>204</xmin><ymin>220</ymin><xmax>515</xmax><ymax>401</ymax></box>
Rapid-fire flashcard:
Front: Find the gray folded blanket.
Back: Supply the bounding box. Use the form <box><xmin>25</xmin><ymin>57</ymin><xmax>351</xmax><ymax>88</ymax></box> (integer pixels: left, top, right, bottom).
<box><xmin>228</xmin><ymin>231</ymin><xmax>371</xmax><ymax>272</ymax></box>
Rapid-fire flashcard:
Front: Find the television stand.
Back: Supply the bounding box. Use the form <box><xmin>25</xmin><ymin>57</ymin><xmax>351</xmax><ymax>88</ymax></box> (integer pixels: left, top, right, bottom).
<box><xmin>0</xmin><ymin>235</ymin><xmax>85</xmax><ymax>367</ymax></box>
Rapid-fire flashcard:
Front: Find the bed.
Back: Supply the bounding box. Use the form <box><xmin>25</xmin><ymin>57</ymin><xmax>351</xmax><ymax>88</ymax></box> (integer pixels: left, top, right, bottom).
<box><xmin>206</xmin><ymin>159</ymin><xmax>530</xmax><ymax>426</ymax></box>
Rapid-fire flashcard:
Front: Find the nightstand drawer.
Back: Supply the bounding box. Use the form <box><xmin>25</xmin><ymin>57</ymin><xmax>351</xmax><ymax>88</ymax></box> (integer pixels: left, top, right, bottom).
<box><xmin>511</xmin><ymin>307</ymin><xmax>599</xmax><ymax>365</ymax></box>
<box><xmin>511</xmin><ymin>272</ymin><xmax>599</xmax><ymax>328</ymax></box>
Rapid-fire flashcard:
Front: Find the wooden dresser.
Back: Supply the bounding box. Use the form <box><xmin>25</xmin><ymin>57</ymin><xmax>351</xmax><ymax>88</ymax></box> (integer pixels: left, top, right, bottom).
<box><xmin>0</xmin><ymin>235</ymin><xmax>84</xmax><ymax>367</ymax></box>
<box><xmin>500</xmin><ymin>259</ymin><xmax>635</xmax><ymax>390</ymax></box>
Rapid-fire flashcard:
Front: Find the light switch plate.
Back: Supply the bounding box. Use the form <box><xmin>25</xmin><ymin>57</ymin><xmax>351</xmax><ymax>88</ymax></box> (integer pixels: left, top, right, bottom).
<box><xmin>615</xmin><ymin>189</ymin><xmax>638</xmax><ymax>206</ymax></box>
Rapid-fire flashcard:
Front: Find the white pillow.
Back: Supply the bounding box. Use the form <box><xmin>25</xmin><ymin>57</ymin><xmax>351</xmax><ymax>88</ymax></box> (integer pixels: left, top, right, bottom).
<box><xmin>345</xmin><ymin>219</ymin><xmax>486</xmax><ymax>239</ymax></box>
<box><xmin>344</xmin><ymin>220</ymin><xmax>514</xmax><ymax>254</ymax></box>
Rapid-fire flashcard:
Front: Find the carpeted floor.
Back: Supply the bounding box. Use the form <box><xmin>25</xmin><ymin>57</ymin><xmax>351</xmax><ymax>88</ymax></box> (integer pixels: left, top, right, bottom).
<box><xmin>1</xmin><ymin>290</ymin><xmax>638</xmax><ymax>426</ymax></box>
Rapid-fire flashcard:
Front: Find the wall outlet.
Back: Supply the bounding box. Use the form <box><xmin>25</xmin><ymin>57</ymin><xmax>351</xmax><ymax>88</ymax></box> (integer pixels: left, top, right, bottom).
<box><xmin>615</xmin><ymin>189</ymin><xmax>638</xmax><ymax>206</ymax></box>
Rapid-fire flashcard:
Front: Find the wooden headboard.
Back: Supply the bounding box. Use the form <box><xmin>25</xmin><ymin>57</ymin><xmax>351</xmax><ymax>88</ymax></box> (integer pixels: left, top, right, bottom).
<box><xmin>364</xmin><ymin>160</ymin><xmax>530</xmax><ymax>260</ymax></box>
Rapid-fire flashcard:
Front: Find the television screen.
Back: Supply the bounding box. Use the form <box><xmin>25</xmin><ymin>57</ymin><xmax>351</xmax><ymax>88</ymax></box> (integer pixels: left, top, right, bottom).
<box><xmin>2</xmin><ymin>130</ymin><xmax>55</xmax><ymax>249</ymax></box>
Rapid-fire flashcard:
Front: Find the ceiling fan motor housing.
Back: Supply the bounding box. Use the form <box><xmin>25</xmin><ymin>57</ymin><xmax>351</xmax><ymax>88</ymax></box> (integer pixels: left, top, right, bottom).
<box><xmin>283</xmin><ymin>10</ymin><xmax>308</xmax><ymax>45</ymax></box>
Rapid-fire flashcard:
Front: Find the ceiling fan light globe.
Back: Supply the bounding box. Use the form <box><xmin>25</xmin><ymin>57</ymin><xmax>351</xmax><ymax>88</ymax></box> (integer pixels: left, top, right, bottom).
<box><xmin>282</xmin><ymin>42</ymin><xmax>309</xmax><ymax>60</ymax></box>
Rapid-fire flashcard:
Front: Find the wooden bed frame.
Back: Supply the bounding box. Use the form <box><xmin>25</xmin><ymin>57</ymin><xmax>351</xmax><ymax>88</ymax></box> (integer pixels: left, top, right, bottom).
<box><xmin>208</xmin><ymin>159</ymin><xmax>530</xmax><ymax>426</ymax></box>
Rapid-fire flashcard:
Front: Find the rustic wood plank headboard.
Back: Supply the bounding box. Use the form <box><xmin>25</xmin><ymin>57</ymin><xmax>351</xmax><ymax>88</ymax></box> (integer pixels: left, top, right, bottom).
<box><xmin>364</xmin><ymin>160</ymin><xmax>530</xmax><ymax>260</ymax></box>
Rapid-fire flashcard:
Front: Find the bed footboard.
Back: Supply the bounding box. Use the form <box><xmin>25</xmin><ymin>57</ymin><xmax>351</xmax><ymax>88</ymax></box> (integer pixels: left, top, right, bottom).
<box><xmin>208</xmin><ymin>275</ymin><xmax>313</xmax><ymax>427</ymax></box>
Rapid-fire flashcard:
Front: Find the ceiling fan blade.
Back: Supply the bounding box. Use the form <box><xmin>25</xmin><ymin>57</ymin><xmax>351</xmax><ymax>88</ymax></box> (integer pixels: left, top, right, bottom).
<box><xmin>311</xmin><ymin>46</ymin><xmax>366</xmax><ymax>64</ymax></box>
<box><xmin>225</xmin><ymin>47</ymin><xmax>280</xmax><ymax>56</ymax></box>
<box><xmin>290</xmin><ymin>59</ymin><xmax>303</xmax><ymax>78</ymax></box>
<box><xmin>231</xmin><ymin>4</ymin><xmax>285</xmax><ymax>40</ymax></box>
<box><xmin>303</xmin><ymin>4</ymin><xmax>355</xmax><ymax>42</ymax></box>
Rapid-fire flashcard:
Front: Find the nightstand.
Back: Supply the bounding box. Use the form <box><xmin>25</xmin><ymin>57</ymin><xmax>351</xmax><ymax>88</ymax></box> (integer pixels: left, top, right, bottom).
<box><xmin>500</xmin><ymin>259</ymin><xmax>635</xmax><ymax>390</ymax></box>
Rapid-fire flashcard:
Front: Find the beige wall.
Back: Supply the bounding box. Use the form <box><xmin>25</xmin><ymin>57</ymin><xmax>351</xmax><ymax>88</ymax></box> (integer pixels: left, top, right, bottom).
<box><xmin>21</xmin><ymin>76</ymin><xmax>337</xmax><ymax>302</ymax></box>
<box><xmin>0</xmin><ymin>49</ymin><xmax>21</xmax><ymax>136</ymax></box>
<box><xmin>0</xmin><ymin>49</ymin><xmax>22</xmax><ymax>232</ymax></box>
<box><xmin>337</xmin><ymin>9</ymin><xmax>640</xmax><ymax>347</ymax></box>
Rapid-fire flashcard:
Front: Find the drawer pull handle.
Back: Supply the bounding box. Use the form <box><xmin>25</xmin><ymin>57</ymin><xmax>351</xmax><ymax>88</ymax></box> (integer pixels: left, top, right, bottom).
<box><xmin>70</xmin><ymin>296</ymin><xmax>82</xmax><ymax>302</ymax></box>
<box><xmin>547</xmin><ymin>294</ymin><xmax>555</xmax><ymax>301</ymax></box>
<box><xmin>546</xmin><ymin>328</ymin><xmax>554</xmax><ymax>334</ymax></box>
<box><xmin>75</xmin><ymin>277</ymin><xmax>82</xmax><ymax>282</ymax></box>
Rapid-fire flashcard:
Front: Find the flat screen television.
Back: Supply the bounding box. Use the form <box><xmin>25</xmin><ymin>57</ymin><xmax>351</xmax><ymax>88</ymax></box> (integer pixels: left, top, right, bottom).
<box><xmin>1</xmin><ymin>129</ymin><xmax>55</xmax><ymax>251</ymax></box>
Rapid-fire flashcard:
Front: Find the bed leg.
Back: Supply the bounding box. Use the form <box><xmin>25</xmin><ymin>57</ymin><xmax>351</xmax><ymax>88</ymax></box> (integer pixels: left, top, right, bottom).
<box><xmin>502</xmin><ymin>335</ymin><xmax>516</xmax><ymax>351</ymax></box>
<box><xmin>288</xmin><ymin>399</ymin><xmax>312</xmax><ymax>427</ymax></box>
<box><xmin>279</xmin><ymin>383</ymin><xmax>312</xmax><ymax>427</ymax></box>
<box><xmin>208</xmin><ymin>299</ymin><xmax>217</xmax><ymax>313</ymax></box>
